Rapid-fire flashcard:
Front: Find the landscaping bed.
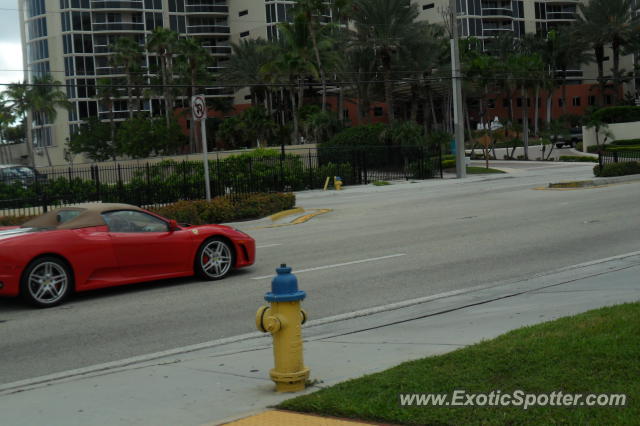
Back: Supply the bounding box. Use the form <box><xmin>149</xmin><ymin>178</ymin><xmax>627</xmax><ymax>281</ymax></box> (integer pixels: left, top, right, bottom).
<box><xmin>280</xmin><ymin>303</ymin><xmax>639</xmax><ymax>425</ymax></box>
<box><xmin>0</xmin><ymin>192</ymin><xmax>295</xmax><ymax>226</ymax></box>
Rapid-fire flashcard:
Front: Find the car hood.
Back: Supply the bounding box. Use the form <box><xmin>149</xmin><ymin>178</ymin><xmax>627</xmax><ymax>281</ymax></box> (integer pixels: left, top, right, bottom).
<box><xmin>0</xmin><ymin>227</ymin><xmax>48</xmax><ymax>241</ymax></box>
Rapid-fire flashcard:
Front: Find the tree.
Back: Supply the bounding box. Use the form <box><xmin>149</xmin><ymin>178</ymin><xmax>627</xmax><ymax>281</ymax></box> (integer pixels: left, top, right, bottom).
<box><xmin>351</xmin><ymin>0</ymin><xmax>420</xmax><ymax>123</ymax></box>
<box><xmin>578</xmin><ymin>0</ymin><xmax>637</xmax><ymax>104</ymax></box>
<box><xmin>0</xmin><ymin>101</ymin><xmax>14</xmax><ymax>143</ymax></box>
<box><xmin>117</xmin><ymin>116</ymin><xmax>184</xmax><ymax>158</ymax></box>
<box><xmin>261</xmin><ymin>15</ymin><xmax>318</xmax><ymax>144</ymax></box>
<box><xmin>96</xmin><ymin>78</ymin><xmax>118</xmax><ymax>150</ymax></box>
<box><xmin>67</xmin><ymin>117</ymin><xmax>115</xmax><ymax>162</ymax></box>
<box><xmin>147</xmin><ymin>27</ymin><xmax>180</xmax><ymax>126</ymax></box>
<box><xmin>219</xmin><ymin>38</ymin><xmax>272</xmax><ymax>109</ymax></box>
<box><xmin>110</xmin><ymin>37</ymin><xmax>143</xmax><ymax>118</ymax></box>
<box><xmin>2</xmin><ymin>81</ymin><xmax>33</xmax><ymax>164</ymax></box>
<box><xmin>176</xmin><ymin>37</ymin><xmax>212</xmax><ymax>151</ymax></box>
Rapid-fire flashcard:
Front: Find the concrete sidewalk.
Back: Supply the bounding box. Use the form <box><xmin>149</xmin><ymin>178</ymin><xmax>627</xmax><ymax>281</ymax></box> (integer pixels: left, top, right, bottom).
<box><xmin>2</xmin><ymin>252</ymin><xmax>639</xmax><ymax>426</ymax></box>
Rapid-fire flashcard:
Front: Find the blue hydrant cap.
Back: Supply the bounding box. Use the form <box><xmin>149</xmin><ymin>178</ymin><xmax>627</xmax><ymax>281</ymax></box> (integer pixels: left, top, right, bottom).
<box><xmin>265</xmin><ymin>264</ymin><xmax>306</xmax><ymax>302</ymax></box>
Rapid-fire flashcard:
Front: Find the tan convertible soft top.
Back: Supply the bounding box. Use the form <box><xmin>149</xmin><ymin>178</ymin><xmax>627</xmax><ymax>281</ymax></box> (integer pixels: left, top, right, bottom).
<box><xmin>22</xmin><ymin>203</ymin><xmax>145</xmax><ymax>230</ymax></box>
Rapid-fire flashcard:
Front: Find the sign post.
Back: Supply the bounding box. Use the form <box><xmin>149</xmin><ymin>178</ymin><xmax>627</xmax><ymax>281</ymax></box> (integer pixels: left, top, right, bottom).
<box><xmin>192</xmin><ymin>95</ymin><xmax>211</xmax><ymax>201</ymax></box>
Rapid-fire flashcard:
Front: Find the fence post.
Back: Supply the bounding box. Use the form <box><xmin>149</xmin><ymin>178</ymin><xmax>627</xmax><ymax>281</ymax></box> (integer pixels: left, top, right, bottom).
<box><xmin>308</xmin><ymin>149</ymin><xmax>313</xmax><ymax>188</ymax></box>
<box><xmin>362</xmin><ymin>150</ymin><xmax>368</xmax><ymax>185</ymax></box>
<box><xmin>439</xmin><ymin>143</ymin><xmax>443</xmax><ymax>179</ymax></box>
<box><xmin>117</xmin><ymin>164</ymin><xmax>123</xmax><ymax>201</ymax></box>
<box><xmin>94</xmin><ymin>165</ymin><xmax>101</xmax><ymax>201</ymax></box>
<box><xmin>613</xmin><ymin>151</ymin><xmax>618</xmax><ymax>163</ymax></box>
<box><xmin>598</xmin><ymin>151</ymin><xmax>603</xmax><ymax>170</ymax></box>
<box><xmin>182</xmin><ymin>160</ymin><xmax>188</xmax><ymax>199</ymax></box>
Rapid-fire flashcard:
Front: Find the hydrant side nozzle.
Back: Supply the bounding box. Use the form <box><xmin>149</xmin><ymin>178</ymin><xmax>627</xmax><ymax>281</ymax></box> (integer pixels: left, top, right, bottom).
<box><xmin>256</xmin><ymin>305</ymin><xmax>270</xmax><ymax>332</ymax></box>
<box><xmin>300</xmin><ymin>308</ymin><xmax>308</xmax><ymax>325</ymax></box>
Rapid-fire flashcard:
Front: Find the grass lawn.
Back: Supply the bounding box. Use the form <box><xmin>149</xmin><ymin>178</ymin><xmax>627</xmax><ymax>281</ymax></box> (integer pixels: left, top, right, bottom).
<box><xmin>466</xmin><ymin>166</ymin><xmax>505</xmax><ymax>174</ymax></box>
<box><xmin>279</xmin><ymin>303</ymin><xmax>639</xmax><ymax>425</ymax></box>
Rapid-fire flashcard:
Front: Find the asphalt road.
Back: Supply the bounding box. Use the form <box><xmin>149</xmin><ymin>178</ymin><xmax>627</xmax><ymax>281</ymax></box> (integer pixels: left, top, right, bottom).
<box><xmin>1</xmin><ymin>161</ymin><xmax>639</xmax><ymax>384</ymax></box>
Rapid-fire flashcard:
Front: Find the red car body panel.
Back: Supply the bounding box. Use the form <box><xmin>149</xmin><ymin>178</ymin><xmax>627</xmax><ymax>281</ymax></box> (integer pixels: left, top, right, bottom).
<box><xmin>0</xmin><ymin>211</ymin><xmax>255</xmax><ymax>298</ymax></box>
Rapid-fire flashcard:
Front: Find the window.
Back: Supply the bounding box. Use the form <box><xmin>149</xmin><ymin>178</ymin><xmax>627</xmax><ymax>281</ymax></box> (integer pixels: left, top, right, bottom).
<box><xmin>374</xmin><ymin>106</ymin><xmax>383</xmax><ymax>116</ymax></box>
<box><xmin>558</xmin><ymin>98</ymin><xmax>564</xmax><ymax>107</ymax></box>
<box><xmin>502</xmin><ymin>98</ymin><xmax>509</xmax><ymax>108</ymax></box>
<box><xmin>588</xmin><ymin>95</ymin><xmax>596</xmax><ymax>106</ymax></box>
<box><xmin>102</xmin><ymin>211</ymin><xmax>169</xmax><ymax>233</ymax></box>
<box><xmin>572</xmin><ymin>96</ymin><xmax>581</xmax><ymax>107</ymax></box>
<box><xmin>239</xmin><ymin>10</ymin><xmax>248</xmax><ymax>17</ymax></box>
<box><xmin>423</xmin><ymin>3</ymin><xmax>434</xmax><ymax>10</ymax></box>
<box><xmin>605</xmin><ymin>95</ymin><xmax>613</xmax><ymax>105</ymax></box>
<box><xmin>488</xmin><ymin>98</ymin><xmax>496</xmax><ymax>109</ymax></box>
<box><xmin>240</xmin><ymin>31</ymin><xmax>250</xmax><ymax>37</ymax></box>
<box><xmin>516</xmin><ymin>97</ymin><xmax>523</xmax><ymax>107</ymax></box>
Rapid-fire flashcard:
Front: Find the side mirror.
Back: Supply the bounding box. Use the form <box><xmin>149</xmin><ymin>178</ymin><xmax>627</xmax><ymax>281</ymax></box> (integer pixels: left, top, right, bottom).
<box><xmin>168</xmin><ymin>219</ymin><xmax>179</xmax><ymax>231</ymax></box>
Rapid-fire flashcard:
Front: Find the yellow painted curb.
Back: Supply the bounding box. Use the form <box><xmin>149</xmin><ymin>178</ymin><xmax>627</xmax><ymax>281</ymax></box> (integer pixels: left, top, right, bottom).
<box><xmin>221</xmin><ymin>409</ymin><xmax>372</xmax><ymax>425</ymax></box>
<box><xmin>269</xmin><ymin>207</ymin><xmax>305</xmax><ymax>222</ymax></box>
<box><xmin>291</xmin><ymin>209</ymin><xmax>332</xmax><ymax>225</ymax></box>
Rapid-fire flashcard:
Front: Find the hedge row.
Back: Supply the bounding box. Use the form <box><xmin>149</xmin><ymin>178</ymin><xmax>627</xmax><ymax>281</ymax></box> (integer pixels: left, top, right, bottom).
<box><xmin>0</xmin><ymin>193</ymin><xmax>296</xmax><ymax>227</ymax></box>
<box><xmin>558</xmin><ymin>155</ymin><xmax>598</xmax><ymax>163</ymax></box>
<box><xmin>593</xmin><ymin>162</ymin><xmax>640</xmax><ymax>177</ymax></box>
<box><xmin>150</xmin><ymin>192</ymin><xmax>295</xmax><ymax>225</ymax></box>
<box><xmin>592</xmin><ymin>106</ymin><xmax>640</xmax><ymax>124</ymax></box>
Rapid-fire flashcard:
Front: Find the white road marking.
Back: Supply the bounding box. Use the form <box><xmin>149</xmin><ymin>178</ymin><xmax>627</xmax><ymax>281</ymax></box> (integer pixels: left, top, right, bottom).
<box><xmin>256</xmin><ymin>243</ymin><xmax>281</xmax><ymax>249</ymax></box>
<box><xmin>250</xmin><ymin>253</ymin><xmax>407</xmax><ymax>280</ymax></box>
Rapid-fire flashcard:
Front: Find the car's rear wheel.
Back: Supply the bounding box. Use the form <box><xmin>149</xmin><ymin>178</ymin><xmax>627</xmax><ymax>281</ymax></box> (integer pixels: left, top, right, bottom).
<box><xmin>21</xmin><ymin>257</ymin><xmax>72</xmax><ymax>308</ymax></box>
<box><xmin>195</xmin><ymin>237</ymin><xmax>235</xmax><ymax>280</ymax></box>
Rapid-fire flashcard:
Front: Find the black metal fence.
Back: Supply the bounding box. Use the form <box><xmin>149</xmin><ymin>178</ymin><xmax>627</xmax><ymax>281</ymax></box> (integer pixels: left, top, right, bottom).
<box><xmin>599</xmin><ymin>150</ymin><xmax>640</xmax><ymax>168</ymax></box>
<box><xmin>0</xmin><ymin>145</ymin><xmax>442</xmax><ymax>217</ymax></box>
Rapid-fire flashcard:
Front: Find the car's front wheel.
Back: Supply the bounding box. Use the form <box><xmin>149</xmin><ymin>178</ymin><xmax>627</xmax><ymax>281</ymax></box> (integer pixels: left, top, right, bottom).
<box><xmin>20</xmin><ymin>257</ymin><xmax>73</xmax><ymax>308</ymax></box>
<box><xmin>195</xmin><ymin>237</ymin><xmax>235</xmax><ymax>280</ymax></box>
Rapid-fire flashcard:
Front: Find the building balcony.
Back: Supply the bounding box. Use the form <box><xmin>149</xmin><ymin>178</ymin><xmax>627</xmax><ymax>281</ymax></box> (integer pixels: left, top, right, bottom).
<box><xmin>481</xmin><ymin>7</ymin><xmax>513</xmax><ymax>18</ymax></box>
<box><xmin>545</xmin><ymin>11</ymin><xmax>576</xmax><ymax>20</ymax></box>
<box><xmin>92</xmin><ymin>22</ymin><xmax>145</xmax><ymax>32</ymax></box>
<box><xmin>482</xmin><ymin>27</ymin><xmax>513</xmax><ymax>37</ymax></box>
<box><xmin>203</xmin><ymin>45</ymin><xmax>232</xmax><ymax>55</ymax></box>
<box><xmin>184</xmin><ymin>4</ymin><xmax>228</xmax><ymax>15</ymax></box>
<box><xmin>90</xmin><ymin>0</ymin><xmax>143</xmax><ymax>10</ymax></box>
<box><xmin>186</xmin><ymin>25</ymin><xmax>230</xmax><ymax>35</ymax></box>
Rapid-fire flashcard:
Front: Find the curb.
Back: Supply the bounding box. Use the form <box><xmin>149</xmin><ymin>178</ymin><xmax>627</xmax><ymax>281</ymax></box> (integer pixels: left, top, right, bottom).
<box><xmin>269</xmin><ymin>207</ymin><xmax>305</xmax><ymax>221</ymax></box>
<box><xmin>547</xmin><ymin>174</ymin><xmax>640</xmax><ymax>189</ymax></box>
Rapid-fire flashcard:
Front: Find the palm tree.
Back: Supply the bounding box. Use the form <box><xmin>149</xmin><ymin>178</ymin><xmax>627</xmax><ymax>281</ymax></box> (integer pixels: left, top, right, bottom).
<box><xmin>219</xmin><ymin>38</ymin><xmax>272</xmax><ymax>109</ymax></box>
<box><xmin>96</xmin><ymin>78</ymin><xmax>118</xmax><ymax>157</ymax></box>
<box><xmin>261</xmin><ymin>16</ymin><xmax>318</xmax><ymax>144</ymax></box>
<box><xmin>177</xmin><ymin>37</ymin><xmax>211</xmax><ymax>152</ymax></box>
<box><xmin>2</xmin><ymin>81</ymin><xmax>33</xmax><ymax>164</ymax></box>
<box><xmin>351</xmin><ymin>0</ymin><xmax>420</xmax><ymax>123</ymax></box>
<box><xmin>0</xmin><ymin>101</ymin><xmax>14</xmax><ymax>144</ymax></box>
<box><xmin>147</xmin><ymin>27</ymin><xmax>180</xmax><ymax>125</ymax></box>
<box><xmin>578</xmin><ymin>0</ymin><xmax>637</xmax><ymax>104</ymax></box>
<box><xmin>110</xmin><ymin>37</ymin><xmax>143</xmax><ymax>118</ymax></box>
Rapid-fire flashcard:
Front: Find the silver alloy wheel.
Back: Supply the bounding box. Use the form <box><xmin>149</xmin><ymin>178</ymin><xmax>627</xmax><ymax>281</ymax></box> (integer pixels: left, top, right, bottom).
<box><xmin>200</xmin><ymin>240</ymin><xmax>232</xmax><ymax>278</ymax></box>
<box><xmin>27</xmin><ymin>261</ymin><xmax>69</xmax><ymax>305</ymax></box>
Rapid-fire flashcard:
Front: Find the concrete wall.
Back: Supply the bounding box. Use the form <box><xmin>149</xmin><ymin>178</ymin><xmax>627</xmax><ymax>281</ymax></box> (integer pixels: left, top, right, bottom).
<box><xmin>0</xmin><ymin>143</ymin><xmax>29</xmax><ymax>165</ymax></box>
<box><xmin>582</xmin><ymin>121</ymin><xmax>640</xmax><ymax>152</ymax></box>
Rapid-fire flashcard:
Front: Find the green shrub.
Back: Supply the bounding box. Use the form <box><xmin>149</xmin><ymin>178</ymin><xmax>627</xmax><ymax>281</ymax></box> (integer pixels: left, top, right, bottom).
<box><xmin>559</xmin><ymin>155</ymin><xmax>598</xmax><ymax>163</ymax></box>
<box><xmin>592</xmin><ymin>106</ymin><xmax>640</xmax><ymax>124</ymax></box>
<box><xmin>593</xmin><ymin>161</ymin><xmax>640</xmax><ymax>177</ymax></box>
<box><xmin>587</xmin><ymin>145</ymin><xmax>602</xmax><ymax>153</ymax></box>
<box><xmin>150</xmin><ymin>192</ymin><xmax>295</xmax><ymax>225</ymax></box>
<box><xmin>0</xmin><ymin>215</ymin><xmax>35</xmax><ymax>226</ymax></box>
<box><xmin>442</xmin><ymin>159</ymin><xmax>456</xmax><ymax>169</ymax></box>
<box><xmin>575</xmin><ymin>142</ymin><xmax>583</xmax><ymax>151</ymax></box>
<box><xmin>609</xmin><ymin>138</ymin><xmax>640</xmax><ymax>146</ymax></box>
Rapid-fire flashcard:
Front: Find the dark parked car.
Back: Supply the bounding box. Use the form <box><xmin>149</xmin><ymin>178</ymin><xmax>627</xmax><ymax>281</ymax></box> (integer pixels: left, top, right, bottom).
<box><xmin>0</xmin><ymin>165</ymin><xmax>46</xmax><ymax>187</ymax></box>
<box><xmin>555</xmin><ymin>128</ymin><xmax>583</xmax><ymax>148</ymax></box>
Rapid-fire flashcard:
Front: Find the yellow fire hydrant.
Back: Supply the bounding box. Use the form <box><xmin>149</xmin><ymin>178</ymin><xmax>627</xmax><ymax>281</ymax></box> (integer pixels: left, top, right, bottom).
<box><xmin>334</xmin><ymin>176</ymin><xmax>343</xmax><ymax>190</ymax></box>
<box><xmin>256</xmin><ymin>264</ymin><xmax>309</xmax><ymax>392</ymax></box>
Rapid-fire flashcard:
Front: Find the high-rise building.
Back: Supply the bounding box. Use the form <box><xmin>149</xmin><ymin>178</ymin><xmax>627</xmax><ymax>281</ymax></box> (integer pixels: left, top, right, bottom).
<box><xmin>20</xmin><ymin>0</ymin><xmax>235</xmax><ymax>166</ymax></box>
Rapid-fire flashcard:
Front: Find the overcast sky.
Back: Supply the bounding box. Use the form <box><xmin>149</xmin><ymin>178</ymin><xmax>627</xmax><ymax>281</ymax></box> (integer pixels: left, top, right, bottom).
<box><xmin>0</xmin><ymin>4</ymin><xmax>25</xmax><ymax>85</ymax></box>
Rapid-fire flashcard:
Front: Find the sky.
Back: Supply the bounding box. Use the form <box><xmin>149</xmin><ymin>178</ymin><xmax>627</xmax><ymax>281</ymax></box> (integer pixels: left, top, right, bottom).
<box><xmin>0</xmin><ymin>4</ymin><xmax>24</xmax><ymax>85</ymax></box>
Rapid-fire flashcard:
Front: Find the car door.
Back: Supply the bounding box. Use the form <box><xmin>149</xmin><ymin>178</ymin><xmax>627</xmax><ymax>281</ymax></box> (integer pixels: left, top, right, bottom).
<box><xmin>102</xmin><ymin>210</ymin><xmax>194</xmax><ymax>278</ymax></box>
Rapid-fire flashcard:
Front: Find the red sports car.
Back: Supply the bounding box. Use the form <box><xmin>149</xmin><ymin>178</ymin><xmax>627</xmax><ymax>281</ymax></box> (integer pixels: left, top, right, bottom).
<box><xmin>0</xmin><ymin>203</ymin><xmax>255</xmax><ymax>307</ymax></box>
